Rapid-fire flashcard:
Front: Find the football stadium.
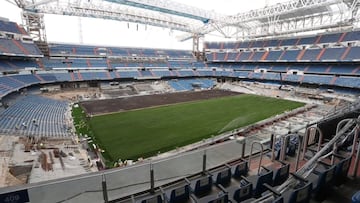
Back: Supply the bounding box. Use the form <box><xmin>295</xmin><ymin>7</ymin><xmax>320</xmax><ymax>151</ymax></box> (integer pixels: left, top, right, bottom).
<box><xmin>0</xmin><ymin>0</ymin><xmax>359</xmax><ymax>202</ymax></box>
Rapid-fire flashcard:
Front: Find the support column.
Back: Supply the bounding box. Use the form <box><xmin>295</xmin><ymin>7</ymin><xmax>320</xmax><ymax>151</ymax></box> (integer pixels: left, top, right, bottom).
<box><xmin>202</xmin><ymin>150</ymin><xmax>207</xmax><ymax>175</ymax></box>
<box><xmin>102</xmin><ymin>175</ymin><xmax>108</xmax><ymax>203</ymax></box>
<box><xmin>22</xmin><ymin>11</ymin><xmax>49</xmax><ymax>56</ymax></box>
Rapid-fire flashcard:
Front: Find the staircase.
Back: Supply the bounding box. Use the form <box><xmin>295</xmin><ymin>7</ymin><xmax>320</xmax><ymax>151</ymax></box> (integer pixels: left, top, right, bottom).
<box><xmin>224</xmin><ymin>52</ymin><xmax>229</xmax><ymax>61</ymax></box>
<box><xmin>35</xmin><ymin>41</ymin><xmax>50</xmax><ymax>56</ymax></box>
<box><xmin>12</xmin><ymin>39</ymin><xmax>30</xmax><ymax>55</ymax></box>
<box><xmin>338</xmin><ymin>32</ymin><xmax>347</xmax><ymax>43</ymax></box>
<box><xmin>315</xmin><ymin>35</ymin><xmax>322</xmax><ymax>44</ymax></box>
<box><xmin>34</xmin><ymin>74</ymin><xmax>44</xmax><ymax>82</ymax></box>
<box><xmin>316</xmin><ymin>48</ymin><xmax>326</xmax><ymax>60</ymax></box>
<box><xmin>105</xmin><ymin>71</ymin><xmax>112</xmax><ymax>80</ymax></box>
<box><xmin>341</xmin><ymin>47</ymin><xmax>351</xmax><ymax>60</ymax></box>
<box><xmin>235</xmin><ymin>52</ymin><xmax>242</xmax><ymax>61</ymax></box>
<box><xmin>36</xmin><ymin>60</ymin><xmax>45</xmax><ymax>70</ymax></box>
<box><xmin>330</xmin><ymin>76</ymin><xmax>338</xmax><ymax>85</ymax></box>
<box><xmin>70</xmin><ymin>72</ymin><xmax>75</xmax><ymax>81</ymax></box>
<box><xmin>297</xmin><ymin>49</ymin><xmax>306</xmax><ymax>61</ymax></box>
<box><xmin>248</xmin><ymin>51</ymin><xmax>256</xmax><ymax>60</ymax></box>
<box><xmin>77</xmin><ymin>72</ymin><xmax>83</xmax><ymax>80</ymax></box>
<box><xmin>261</xmin><ymin>51</ymin><xmax>269</xmax><ymax>61</ymax></box>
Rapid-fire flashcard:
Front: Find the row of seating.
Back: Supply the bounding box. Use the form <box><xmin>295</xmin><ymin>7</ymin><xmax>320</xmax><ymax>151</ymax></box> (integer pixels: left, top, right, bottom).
<box><xmin>205</xmin><ymin>30</ymin><xmax>360</xmax><ymax>50</ymax></box>
<box><xmin>0</xmin><ymin>19</ymin><xmax>26</xmax><ymax>35</ymax></box>
<box><xmin>0</xmin><ymin>38</ymin><xmax>42</xmax><ymax>57</ymax></box>
<box><xmin>0</xmin><ymin>95</ymin><xmax>70</xmax><ymax>137</ymax></box>
<box><xmin>206</xmin><ymin>47</ymin><xmax>360</xmax><ymax>62</ymax></box>
<box><xmin>2</xmin><ymin>55</ymin><xmax>360</xmax><ymax>75</ymax></box>
<box><xmin>0</xmin><ymin>68</ymin><xmax>359</xmax><ymax>98</ymax></box>
<box><xmin>39</xmin><ymin>58</ymin><xmax>201</xmax><ymax>70</ymax></box>
<box><xmin>120</xmin><ymin>147</ymin><xmax>351</xmax><ymax>203</ymax></box>
<box><xmin>0</xmin><ymin>59</ymin><xmax>38</xmax><ymax>71</ymax></box>
<box><xmin>168</xmin><ymin>79</ymin><xmax>215</xmax><ymax>91</ymax></box>
<box><xmin>48</xmin><ymin>43</ymin><xmax>194</xmax><ymax>59</ymax></box>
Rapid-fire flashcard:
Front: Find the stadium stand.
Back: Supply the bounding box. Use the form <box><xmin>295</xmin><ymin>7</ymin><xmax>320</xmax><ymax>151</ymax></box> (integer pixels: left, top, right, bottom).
<box><xmin>1</xmin><ymin>3</ymin><xmax>360</xmax><ymax>203</ymax></box>
<box><xmin>0</xmin><ymin>95</ymin><xmax>70</xmax><ymax>137</ymax></box>
<box><xmin>168</xmin><ymin>79</ymin><xmax>215</xmax><ymax>91</ymax></box>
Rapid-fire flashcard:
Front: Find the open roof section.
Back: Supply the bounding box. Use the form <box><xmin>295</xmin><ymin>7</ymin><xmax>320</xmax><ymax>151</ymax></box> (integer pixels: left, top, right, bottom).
<box><xmin>11</xmin><ymin>0</ymin><xmax>360</xmax><ymax>41</ymax></box>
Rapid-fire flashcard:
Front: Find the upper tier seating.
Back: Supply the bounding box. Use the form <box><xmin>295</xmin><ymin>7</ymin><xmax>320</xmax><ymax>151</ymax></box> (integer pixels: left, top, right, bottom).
<box><xmin>0</xmin><ymin>20</ymin><xmax>26</xmax><ymax>34</ymax></box>
<box><xmin>48</xmin><ymin>44</ymin><xmax>193</xmax><ymax>59</ymax></box>
<box><xmin>0</xmin><ymin>59</ymin><xmax>38</xmax><ymax>71</ymax></box>
<box><xmin>205</xmin><ymin>30</ymin><xmax>360</xmax><ymax>50</ymax></box>
<box><xmin>204</xmin><ymin>29</ymin><xmax>360</xmax><ymax>62</ymax></box>
<box><xmin>0</xmin><ymin>38</ymin><xmax>42</xmax><ymax>57</ymax></box>
<box><xmin>205</xmin><ymin>47</ymin><xmax>360</xmax><ymax>62</ymax></box>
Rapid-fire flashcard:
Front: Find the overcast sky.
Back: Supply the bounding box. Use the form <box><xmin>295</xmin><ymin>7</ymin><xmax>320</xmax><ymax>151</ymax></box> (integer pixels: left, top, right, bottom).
<box><xmin>0</xmin><ymin>0</ymin><xmax>288</xmax><ymax>50</ymax></box>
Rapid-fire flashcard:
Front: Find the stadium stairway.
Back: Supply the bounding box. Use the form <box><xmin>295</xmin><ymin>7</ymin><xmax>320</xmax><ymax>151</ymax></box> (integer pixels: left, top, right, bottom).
<box><xmin>106</xmin><ymin>71</ymin><xmax>112</xmax><ymax>80</ymax></box>
<box><xmin>330</xmin><ymin>76</ymin><xmax>338</xmax><ymax>85</ymax></box>
<box><xmin>70</xmin><ymin>72</ymin><xmax>75</xmax><ymax>81</ymax></box>
<box><xmin>33</xmin><ymin>74</ymin><xmax>45</xmax><ymax>82</ymax></box>
<box><xmin>11</xmin><ymin>39</ymin><xmax>30</xmax><ymax>55</ymax></box>
<box><xmin>316</xmin><ymin>48</ymin><xmax>326</xmax><ymax>60</ymax></box>
<box><xmin>297</xmin><ymin>49</ymin><xmax>306</xmax><ymax>61</ymax></box>
<box><xmin>0</xmin><ymin>44</ymin><xmax>10</xmax><ymax>53</ymax></box>
<box><xmin>338</xmin><ymin>32</ymin><xmax>347</xmax><ymax>43</ymax></box>
<box><xmin>341</xmin><ymin>47</ymin><xmax>352</xmax><ymax>60</ymax></box>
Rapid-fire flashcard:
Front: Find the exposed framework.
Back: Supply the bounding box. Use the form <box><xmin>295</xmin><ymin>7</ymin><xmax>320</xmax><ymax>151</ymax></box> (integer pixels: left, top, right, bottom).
<box><xmin>22</xmin><ymin>12</ymin><xmax>47</xmax><ymax>42</ymax></box>
<box><xmin>11</xmin><ymin>0</ymin><xmax>360</xmax><ymax>48</ymax></box>
<box><xmin>178</xmin><ymin>0</ymin><xmax>360</xmax><ymax>41</ymax></box>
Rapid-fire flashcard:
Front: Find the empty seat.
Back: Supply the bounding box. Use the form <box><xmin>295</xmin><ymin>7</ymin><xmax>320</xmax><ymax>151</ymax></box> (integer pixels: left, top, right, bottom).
<box><xmin>227</xmin><ymin>179</ymin><xmax>253</xmax><ymax>202</ymax></box>
<box><xmin>163</xmin><ymin>184</ymin><xmax>190</xmax><ymax>203</ymax></box>
<box><xmin>282</xmin><ymin>173</ymin><xmax>313</xmax><ymax>203</ymax></box>
<box><xmin>190</xmin><ymin>175</ymin><xmax>213</xmax><ymax>197</ymax></box>
<box><xmin>138</xmin><ymin>194</ymin><xmax>163</xmax><ymax>203</ymax></box>
<box><xmin>264</xmin><ymin>161</ymin><xmax>290</xmax><ymax>186</ymax></box>
<box><xmin>232</xmin><ymin>161</ymin><xmax>249</xmax><ymax>179</ymax></box>
<box><xmin>213</xmin><ymin>168</ymin><xmax>232</xmax><ymax>186</ymax></box>
<box><xmin>243</xmin><ymin>167</ymin><xmax>274</xmax><ymax>197</ymax></box>
<box><xmin>307</xmin><ymin>161</ymin><xmax>336</xmax><ymax>200</ymax></box>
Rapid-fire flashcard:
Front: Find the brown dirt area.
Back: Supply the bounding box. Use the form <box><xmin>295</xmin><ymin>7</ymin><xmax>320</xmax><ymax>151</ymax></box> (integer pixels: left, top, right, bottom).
<box><xmin>80</xmin><ymin>90</ymin><xmax>241</xmax><ymax>116</ymax></box>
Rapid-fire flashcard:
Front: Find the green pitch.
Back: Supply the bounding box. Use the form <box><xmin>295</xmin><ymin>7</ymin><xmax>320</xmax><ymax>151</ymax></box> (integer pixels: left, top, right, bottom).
<box><xmin>87</xmin><ymin>94</ymin><xmax>304</xmax><ymax>162</ymax></box>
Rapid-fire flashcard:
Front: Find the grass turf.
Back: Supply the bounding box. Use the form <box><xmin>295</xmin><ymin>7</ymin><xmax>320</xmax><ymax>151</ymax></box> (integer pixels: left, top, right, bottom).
<box><xmin>88</xmin><ymin>94</ymin><xmax>304</xmax><ymax>161</ymax></box>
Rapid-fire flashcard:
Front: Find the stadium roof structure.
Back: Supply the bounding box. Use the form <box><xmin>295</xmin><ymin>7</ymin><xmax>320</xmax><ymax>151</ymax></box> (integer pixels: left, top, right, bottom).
<box><xmin>8</xmin><ymin>0</ymin><xmax>360</xmax><ymax>44</ymax></box>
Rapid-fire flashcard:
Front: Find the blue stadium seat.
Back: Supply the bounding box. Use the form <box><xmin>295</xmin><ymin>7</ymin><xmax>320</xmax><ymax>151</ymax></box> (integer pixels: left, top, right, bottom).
<box><xmin>266</xmin><ymin>50</ymin><xmax>283</xmax><ymax>61</ymax></box>
<box><xmin>301</xmin><ymin>49</ymin><xmax>321</xmax><ymax>61</ymax></box>
<box><xmin>163</xmin><ymin>184</ymin><xmax>190</xmax><ymax>203</ymax></box>
<box><xmin>318</xmin><ymin>33</ymin><xmax>342</xmax><ymax>44</ymax></box>
<box><xmin>213</xmin><ymin>168</ymin><xmax>232</xmax><ymax>186</ymax></box>
<box><xmin>280</xmin><ymin>50</ymin><xmax>300</xmax><ymax>61</ymax></box>
<box><xmin>228</xmin><ymin>180</ymin><xmax>253</xmax><ymax>202</ymax></box>
<box><xmin>190</xmin><ymin>175</ymin><xmax>213</xmax><ymax>196</ymax></box>
<box><xmin>307</xmin><ymin>162</ymin><xmax>336</xmax><ymax>200</ymax></box>
<box><xmin>244</xmin><ymin>167</ymin><xmax>274</xmax><ymax>197</ymax></box>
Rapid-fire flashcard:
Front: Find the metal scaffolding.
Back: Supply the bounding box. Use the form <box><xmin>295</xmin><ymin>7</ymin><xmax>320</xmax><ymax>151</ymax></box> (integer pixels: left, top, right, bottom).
<box><xmin>11</xmin><ymin>0</ymin><xmax>360</xmax><ymax>43</ymax></box>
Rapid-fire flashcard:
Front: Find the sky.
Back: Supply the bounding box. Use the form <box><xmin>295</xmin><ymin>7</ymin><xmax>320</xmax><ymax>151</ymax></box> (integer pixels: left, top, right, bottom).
<box><xmin>0</xmin><ymin>0</ymin><xmax>289</xmax><ymax>50</ymax></box>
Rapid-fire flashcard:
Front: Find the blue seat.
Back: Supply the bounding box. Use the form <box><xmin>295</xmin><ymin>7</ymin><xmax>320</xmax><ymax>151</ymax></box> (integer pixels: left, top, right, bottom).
<box><xmin>231</xmin><ymin>180</ymin><xmax>253</xmax><ymax>202</ymax></box>
<box><xmin>213</xmin><ymin>168</ymin><xmax>232</xmax><ymax>186</ymax></box>
<box><xmin>232</xmin><ymin>161</ymin><xmax>249</xmax><ymax>179</ymax></box>
<box><xmin>286</xmin><ymin>182</ymin><xmax>312</xmax><ymax>203</ymax></box>
<box><xmin>207</xmin><ymin>193</ymin><xmax>228</xmax><ymax>203</ymax></box>
<box><xmin>190</xmin><ymin>175</ymin><xmax>213</xmax><ymax>197</ymax></box>
<box><xmin>272</xmin><ymin>162</ymin><xmax>290</xmax><ymax>186</ymax></box>
<box><xmin>165</xmin><ymin>184</ymin><xmax>190</xmax><ymax>203</ymax></box>
<box><xmin>324</xmin><ymin>154</ymin><xmax>352</xmax><ymax>186</ymax></box>
<box><xmin>193</xmin><ymin>192</ymin><xmax>228</xmax><ymax>203</ymax></box>
<box><xmin>139</xmin><ymin>194</ymin><xmax>163</xmax><ymax>203</ymax></box>
<box><xmin>282</xmin><ymin>173</ymin><xmax>313</xmax><ymax>203</ymax></box>
<box><xmin>307</xmin><ymin>162</ymin><xmax>336</xmax><ymax>200</ymax></box>
<box><xmin>243</xmin><ymin>167</ymin><xmax>274</xmax><ymax>198</ymax></box>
